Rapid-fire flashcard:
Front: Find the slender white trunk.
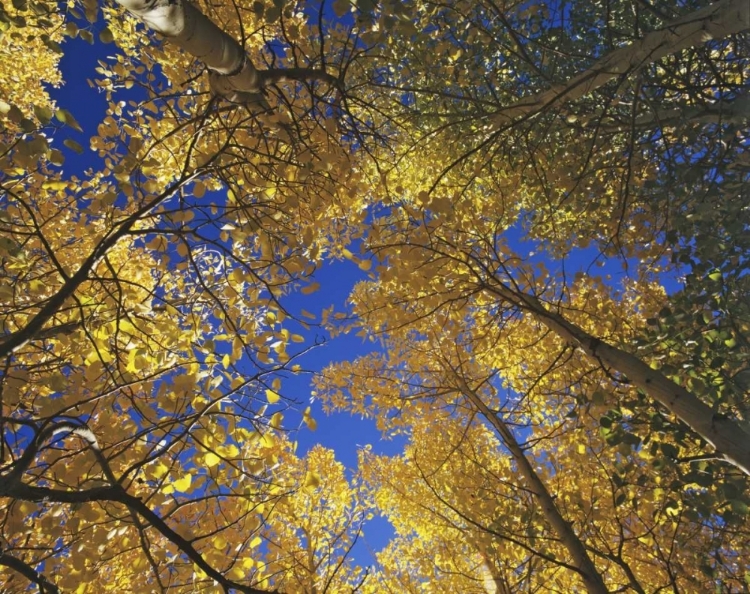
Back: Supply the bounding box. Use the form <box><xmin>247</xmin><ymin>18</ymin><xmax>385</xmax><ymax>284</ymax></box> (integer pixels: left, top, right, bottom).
<box><xmin>113</xmin><ymin>0</ymin><xmax>260</xmax><ymax>99</ymax></box>
<box><xmin>485</xmin><ymin>282</ymin><xmax>750</xmax><ymax>476</ymax></box>
<box><xmin>456</xmin><ymin>377</ymin><xmax>610</xmax><ymax>594</ymax></box>
<box><xmin>492</xmin><ymin>0</ymin><xmax>750</xmax><ymax>126</ymax></box>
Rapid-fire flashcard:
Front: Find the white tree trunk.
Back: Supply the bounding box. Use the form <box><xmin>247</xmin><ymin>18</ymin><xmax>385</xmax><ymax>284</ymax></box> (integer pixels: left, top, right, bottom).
<box><xmin>456</xmin><ymin>376</ymin><xmax>610</xmax><ymax>594</ymax></box>
<box><xmin>113</xmin><ymin>0</ymin><xmax>260</xmax><ymax>100</ymax></box>
<box><xmin>485</xmin><ymin>282</ymin><xmax>750</xmax><ymax>476</ymax></box>
<box><xmin>492</xmin><ymin>0</ymin><xmax>750</xmax><ymax>127</ymax></box>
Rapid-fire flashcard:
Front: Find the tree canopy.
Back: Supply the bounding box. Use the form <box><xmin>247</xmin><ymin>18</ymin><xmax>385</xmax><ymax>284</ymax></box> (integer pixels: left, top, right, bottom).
<box><xmin>1</xmin><ymin>0</ymin><xmax>749</xmax><ymax>591</ymax></box>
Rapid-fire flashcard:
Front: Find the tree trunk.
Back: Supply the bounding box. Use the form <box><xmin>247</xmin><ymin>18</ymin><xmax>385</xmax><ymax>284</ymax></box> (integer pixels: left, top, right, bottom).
<box><xmin>113</xmin><ymin>0</ymin><xmax>261</xmax><ymax>101</ymax></box>
<box><xmin>484</xmin><ymin>282</ymin><xmax>750</xmax><ymax>476</ymax></box>
<box><xmin>492</xmin><ymin>0</ymin><xmax>750</xmax><ymax>127</ymax></box>
<box><xmin>455</xmin><ymin>376</ymin><xmax>610</xmax><ymax>594</ymax></box>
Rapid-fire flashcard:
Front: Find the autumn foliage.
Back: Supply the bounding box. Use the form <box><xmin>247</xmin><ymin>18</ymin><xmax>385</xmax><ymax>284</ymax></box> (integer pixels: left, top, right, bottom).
<box><xmin>1</xmin><ymin>0</ymin><xmax>749</xmax><ymax>592</ymax></box>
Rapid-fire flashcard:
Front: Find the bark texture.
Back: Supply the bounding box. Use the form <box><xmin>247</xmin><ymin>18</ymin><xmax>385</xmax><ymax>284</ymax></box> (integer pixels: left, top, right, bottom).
<box><xmin>114</xmin><ymin>0</ymin><xmax>261</xmax><ymax>100</ymax></box>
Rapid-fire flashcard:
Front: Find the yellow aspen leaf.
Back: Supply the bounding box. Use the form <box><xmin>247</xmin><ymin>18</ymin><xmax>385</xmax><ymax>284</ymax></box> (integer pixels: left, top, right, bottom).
<box><xmin>266</xmin><ymin>389</ymin><xmax>281</xmax><ymax>404</ymax></box>
<box><xmin>232</xmin><ymin>336</ymin><xmax>243</xmax><ymax>359</ymax></box>
<box><xmin>302</xmin><ymin>406</ymin><xmax>317</xmax><ymax>431</ymax></box>
<box><xmin>259</xmin><ymin>433</ymin><xmax>275</xmax><ymax>448</ymax></box>
<box><xmin>151</xmin><ymin>461</ymin><xmax>170</xmax><ymax>479</ymax></box>
<box><xmin>126</xmin><ymin>349</ymin><xmax>140</xmax><ymax>373</ymax></box>
<box><xmin>303</xmin><ymin>471</ymin><xmax>321</xmax><ymax>490</ymax></box>
<box><xmin>42</xmin><ymin>180</ymin><xmax>67</xmax><ymax>191</ymax></box>
<box><xmin>172</xmin><ymin>474</ymin><xmax>192</xmax><ymax>492</ymax></box>
<box><xmin>46</xmin><ymin>373</ymin><xmax>67</xmax><ymax>391</ymax></box>
<box><xmin>205</xmin><ymin>452</ymin><xmax>220</xmax><ymax>466</ymax></box>
<box><xmin>229</xmin><ymin>566</ymin><xmax>245</xmax><ymax>580</ymax></box>
<box><xmin>219</xmin><ymin>444</ymin><xmax>239</xmax><ymax>457</ymax></box>
<box><xmin>230</xmin><ymin>268</ymin><xmax>244</xmax><ymax>284</ymax></box>
<box><xmin>49</xmin><ymin>149</ymin><xmax>65</xmax><ymax>166</ymax></box>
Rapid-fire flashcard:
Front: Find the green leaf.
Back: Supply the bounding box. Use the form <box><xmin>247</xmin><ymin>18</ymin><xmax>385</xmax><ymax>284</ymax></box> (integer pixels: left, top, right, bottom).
<box><xmin>49</xmin><ymin>149</ymin><xmax>65</xmax><ymax>166</ymax></box>
<box><xmin>20</xmin><ymin>118</ymin><xmax>36</xmax><ymax>133</ymax></box>
<box><xmin>41</xmin><ymin>35</ymin><xmax>63</xmax><ymax>54</ymax></box>
<box><xmin>98</xmin><ymin>27</ymin><xmax>114</xmax><ymax>43</ymax></box>
<box><xmin>33</xmin><ymin>104</ymin><xmax>53</xmax><ymax>125</ymax></box>
<box><xmin>63</xmin><ymin>138</ymin><xmax>84</xmax><ymax>154</ymax></box>
<box><xmin>55</xmin><ymin>108</ymin><xmax>83</xmax><ymax>132</ymax></box>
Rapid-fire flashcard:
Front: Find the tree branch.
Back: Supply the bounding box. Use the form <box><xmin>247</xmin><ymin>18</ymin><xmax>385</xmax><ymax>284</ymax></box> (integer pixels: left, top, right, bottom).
<box><xmin>0</xmin><ymin>175</ymin><xmax>195</xmax><ymax>359</ymax></box>
<box><xmin>490</xmin><ymin>0</ymin><xmax>750</xmax><ymax>128</ymax></box>
<box><xmin>0</xmin><ymin>552</ymin><xmax>60</xmax><ymax>594</ymax></box>
<box><xmin>0</xmin><ymin>422</ymin><xmax>274</xmax><ymax>594</ymax></box>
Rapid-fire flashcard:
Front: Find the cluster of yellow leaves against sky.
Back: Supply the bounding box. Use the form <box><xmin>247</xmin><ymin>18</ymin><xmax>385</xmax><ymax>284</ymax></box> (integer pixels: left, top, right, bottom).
<box><xmin>320</xmin><ymin>210</ymin><xmax>670</xmax><ymax>421</ymax></box>
<box><xmin>4</xmin><ymin>0</ymin><xmax>750</xmax><ymax>591</ymax></box>
<box><xmin>4</xmin><ymin>0</ymin><xmax>373</xmax><ymax>274</ymax></box>
<box><xmin>89</xmin><ymin>0</ymin><xmax>374</xmax><ymax>244</ymax></box>
<box><xmin>1</xmin><ymin>118</ymin><xmax>365</xmax><ymax>594</ymax></box>
<box><xmin>0</xmin><ymin>2</ymin><xmax>383</xmax><ymax>590</ymax></box>
<box><xmin>2</xmin><ymin>436</ymin><xmax>369</xmax><ymax>593</ymax></box>
<box><xmin>312</xmin><ymin>192</ymin><xmax>750</xmax><ymax>590</ymax></box>
<box><xmin>1</xmin><ymin>0</ymin><xmax>371</xmax><ymax>487</ymax></box>
<box><xmin>0</xmin><ymin>0</ymin><xmax>62</xmax><ymax>134</ymax></box>
<box><xmin>354</xmin><ymin>403</ymin><xmax>749</xmax><ymax>593</ymax></box>
<box><xmin>328</xmin><ymin>277</ymin><xmax>750</xmax><ymax>590</ymax></box>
